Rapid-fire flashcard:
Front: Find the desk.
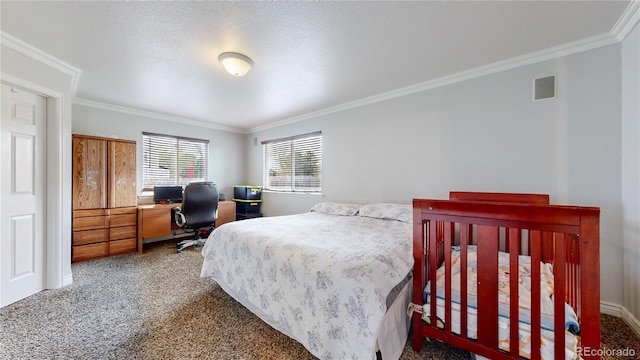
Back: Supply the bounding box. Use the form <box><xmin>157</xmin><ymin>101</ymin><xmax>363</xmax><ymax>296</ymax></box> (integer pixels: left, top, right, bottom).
<box><xmin>137</xmin><ymin>200</ymin><xmax>236</xmax><ymax>253</ymax></box>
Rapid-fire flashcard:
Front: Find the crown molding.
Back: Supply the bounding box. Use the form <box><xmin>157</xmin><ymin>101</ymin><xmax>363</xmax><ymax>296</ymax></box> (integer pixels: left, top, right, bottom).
<box><xmin>249</xmin><ymin>31</ymin><xmax>620</xmax><ymax>133</ymax></box>
<box><xmin>612</xmin><ymin>0</ymin><xmax>640</xmax><ymax>42</ymax></box>
<box><xmin>0</xmin><ymin>31</ymin><xmax>82</xmax><ymax>97</ymax></box>
<box><xmin>72</xmin><ymin>98</ymin><xmax>245</xmax><ymax>134</ymax></box>
<box><xmin>0</xmin><ymin>71</ymin><xmax>64</xmax><ymax>99</ymax></box>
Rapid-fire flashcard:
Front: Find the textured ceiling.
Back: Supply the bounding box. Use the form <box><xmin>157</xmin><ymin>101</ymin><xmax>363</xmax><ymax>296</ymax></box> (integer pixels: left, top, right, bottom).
<box><xmin>0</xmin><ymin>1</ymin><xmax>634</xmax><ymax>132</ymax></box>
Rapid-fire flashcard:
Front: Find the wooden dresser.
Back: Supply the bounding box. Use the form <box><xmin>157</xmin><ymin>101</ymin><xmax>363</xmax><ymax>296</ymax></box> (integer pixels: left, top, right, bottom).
<box><xmin>72</xmin><ymin>134</ymin><xmax>138</xmax><ymax>262</ymax></box>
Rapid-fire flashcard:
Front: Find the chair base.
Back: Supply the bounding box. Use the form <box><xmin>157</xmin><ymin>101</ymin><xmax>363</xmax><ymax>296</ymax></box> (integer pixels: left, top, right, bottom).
<box><xmin>176</xmin><ymin>226</ymin><xmax>213</xmax><ymax>253</ymax></box>
<box><xmin>177</xmin><ymin>238</ymin><xmax>205</xmax><ymax>253</ymax></box>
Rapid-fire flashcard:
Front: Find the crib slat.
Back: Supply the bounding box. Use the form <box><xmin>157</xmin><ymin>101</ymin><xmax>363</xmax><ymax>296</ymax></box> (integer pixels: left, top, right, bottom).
<box><xmin>566</xmin><ymin>235</ymin><xmax>579</xmax><ymax>316</ymax></box>
<box><xmin>567</xmin><ymin>237</ymin><xmax>580</xmax><ymax>311</ymax></box>
<box><xmin>530</xmin><ymin>230</ymin><xmax>542</xmax><ymax>360</ymax></box>
<box><xmin>444</xmin><ymin>222</ymin><xmax>452</xmax><ymax>333</ymax></box>
<box><xmin>554</xmin><ymin>233</ymin><xmax>567</xmax><ymax>359</ymax></box>
<box><xmin>541</xmin><ymin>230</ymin><xmax>554</xmax><ymax>263</ymax></box>
<box><xmin>460</xmin><ymin>224</ymin><xmax>469</xmax><ymax>340</ymax></box>
<box><xmin>476</xmin><ymin>225</ymin><xmax>499</xmax><ymax>349</ymax></box>
<box><xmin>429</xmin><ymin>220</ymin><xmax>439</xmax><ymax>332</ymax></box>
<box><xmin>508</xmin><ymin>228</ymin><xmax>520</xmax><ymax>357</ymax></box>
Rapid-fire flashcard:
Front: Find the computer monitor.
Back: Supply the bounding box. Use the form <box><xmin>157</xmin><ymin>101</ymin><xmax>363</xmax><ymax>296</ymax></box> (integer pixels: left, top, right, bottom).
<box><xmin>153</xmin><ymin>186</ymin><xmax>183</xmax><ymax>204</ymax></box>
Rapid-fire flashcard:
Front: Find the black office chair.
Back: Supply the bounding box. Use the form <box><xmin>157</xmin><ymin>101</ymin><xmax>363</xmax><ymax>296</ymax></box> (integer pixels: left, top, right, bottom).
<box><xmin>173</xmin><ymin>182</ymin><xmax>219</xmax><ymax>253</ymax></box>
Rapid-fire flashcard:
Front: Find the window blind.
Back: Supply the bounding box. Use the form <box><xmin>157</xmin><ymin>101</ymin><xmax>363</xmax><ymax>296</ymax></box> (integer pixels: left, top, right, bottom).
<box><xmin>142</xmin><ymin>132</ymin><xmax>209</xmax><ymax>190</ymax></box>
<box><xmin>263</xmin><ymin>132</ymin><xmax>322</xmax><ymax>192</ymax></box>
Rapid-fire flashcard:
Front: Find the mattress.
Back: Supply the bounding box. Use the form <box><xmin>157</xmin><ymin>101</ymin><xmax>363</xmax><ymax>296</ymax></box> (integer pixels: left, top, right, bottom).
<box><xmin>200</xmin><ymin>208</ymin><xmax>414</xmax><ymax>360</ymax></box>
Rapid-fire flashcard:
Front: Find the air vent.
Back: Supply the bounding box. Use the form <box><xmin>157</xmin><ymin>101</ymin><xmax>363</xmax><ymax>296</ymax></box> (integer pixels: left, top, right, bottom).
<box><xmin>534</xmin><ymin>75</ymin><xmax>555</xmax><ymax>100</ymax></box>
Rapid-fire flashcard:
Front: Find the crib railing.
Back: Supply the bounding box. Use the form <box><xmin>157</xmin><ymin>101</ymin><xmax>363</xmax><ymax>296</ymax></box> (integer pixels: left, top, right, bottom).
<box><xmin>411</xmin><ymin>199</ymin><xmax>600</xmax><ymax>360</ymax></box>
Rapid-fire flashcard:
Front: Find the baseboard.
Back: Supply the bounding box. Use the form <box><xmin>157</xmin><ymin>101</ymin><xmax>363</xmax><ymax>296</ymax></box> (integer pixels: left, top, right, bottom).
<box><xmin>601</xmin><ymin>301</ymin><xmax>640</xmax><ymax>337</ymax></box>
<box><xmin>621</xmin><ymin>305</ymin><xmax>640</xmax><ymax>337</ymax></box>
<box><xmin>63</xmin><ymin>273</ymin><xmax>73</xmax><ymax>287</ymax></box>
<box><xmin>601</xmin><ymin>301</ymin><xmax>622</xmax><ymax>316</ymax></box>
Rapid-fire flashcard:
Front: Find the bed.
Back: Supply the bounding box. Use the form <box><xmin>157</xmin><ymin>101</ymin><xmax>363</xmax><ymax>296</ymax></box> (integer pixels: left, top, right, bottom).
<box><xmin>409</xmin><ymin>192</ymin><xmax>601</xmax><ymax>360</ymax></box>
<box><xmin>200</xmin><ymin>202</ymin><xmax>415</xmax><ymax>360</ymax></box>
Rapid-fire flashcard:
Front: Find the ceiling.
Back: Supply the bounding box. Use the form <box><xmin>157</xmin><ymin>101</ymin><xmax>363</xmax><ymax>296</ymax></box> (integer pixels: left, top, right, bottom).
<box><xmin>0</xmin><ymin>1</ymin><xmax>635</xmax><ymax>132</ymax></box>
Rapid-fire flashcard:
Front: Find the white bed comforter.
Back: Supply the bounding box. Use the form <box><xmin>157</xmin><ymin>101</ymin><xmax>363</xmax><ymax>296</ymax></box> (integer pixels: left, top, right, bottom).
<box><xmin>200</xmin><ymin>212</ymin><xmax>413</xmax><ymax>360</ymax></box>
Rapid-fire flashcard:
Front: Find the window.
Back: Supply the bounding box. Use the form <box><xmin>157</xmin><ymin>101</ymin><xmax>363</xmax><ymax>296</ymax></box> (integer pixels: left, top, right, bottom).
<box><xmin>263</xmin><ymin>132</ymin><xmax>322</xmax><ymax>193</ymax></box>
<box><xmin>142</xmin><ymin>132</ymin><xmax>209</xmax><ymax>190</ymax></box>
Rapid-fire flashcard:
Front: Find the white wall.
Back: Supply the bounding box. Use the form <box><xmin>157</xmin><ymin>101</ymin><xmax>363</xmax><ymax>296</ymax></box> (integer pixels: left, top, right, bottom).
<box><xmin>246</xmin><ymin>45</ymin><xmax>625</xmax><ymax>306</ymax></box>
<box><xmin>72</xmin><ymin>105</ymin><xmax>245</xmax><ymax>199</ymax></box>
<box><xmin>622</xmin><ymin>22</ymin><xmax>640</xmax><ymax>323</ymax></box>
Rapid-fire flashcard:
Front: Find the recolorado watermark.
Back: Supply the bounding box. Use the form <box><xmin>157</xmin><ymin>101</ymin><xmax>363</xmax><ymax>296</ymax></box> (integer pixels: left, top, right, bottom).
<box><xmin>578</xmin><ymin>346</ymin><xmax>637</xmax><ymax>358</ymax></box>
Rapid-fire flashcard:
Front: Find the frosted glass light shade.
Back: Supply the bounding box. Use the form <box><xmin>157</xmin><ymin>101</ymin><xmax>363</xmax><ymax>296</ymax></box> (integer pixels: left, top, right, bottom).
<box><xmin>219</xmin><ymin>52</ymin><xmax>253</xmax><ymax>76</ymax></box>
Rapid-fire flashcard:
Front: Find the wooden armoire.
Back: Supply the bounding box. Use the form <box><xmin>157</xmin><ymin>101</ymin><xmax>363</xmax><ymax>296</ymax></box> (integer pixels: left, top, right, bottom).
<box><xmin>72</xmin><ymin>134</ymin><xmax>137</xmax><ymax>261</ymax></box>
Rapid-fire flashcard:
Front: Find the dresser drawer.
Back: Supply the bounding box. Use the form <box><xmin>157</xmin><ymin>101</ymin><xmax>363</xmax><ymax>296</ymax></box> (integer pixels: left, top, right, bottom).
<box><xmin>108</xmin><ymin>207</ymin><xmax>137</xmax><ymax>216</ymax></box>
<box><xmin>140</xmin><ymin>207</ymin><xmax>172</xmax><ymax>238</ymax></box>
<box><xmin>216</xmin><ymin>201</ymin><xmax>236</xmax><ymax>227</ymax></box>
<box><xmin>73</xmin><ymin>229</ymin><xmax>108</xmax><ymax>246</ymax></box>
<box><xmin>73</xmin><ymin>215</ymin><xmax>108</xmax><ymax>231</ymax></box>
<box><xmin>110</xmin><ymin>225</ymin><xmax>137</xmax><ymax>241</ymax></box>
<box><xmin>73</xmin><ymin>209</ymin><xmax>107</xmax><ymax>218</ymax></box>
<box><xmin>109</xmin><ymin>238</ymin><xmax>137</xmax><ymax>255</ymax></box>
<box><xmin>72</xmin><ymin>242</ymin><xmax>108</xmax><ymax>262</ymax></box>
<box><xmin>110</xmin><ymin>213</ymin><xmax>137</xmax><ymax>227</ymax></box>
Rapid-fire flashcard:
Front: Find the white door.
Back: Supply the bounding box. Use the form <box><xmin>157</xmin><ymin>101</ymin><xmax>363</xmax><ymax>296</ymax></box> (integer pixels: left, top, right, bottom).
<box><xmin>0</xmin><ymin>84</ymin><xmax>46</xmax><ymax>307</ymax></box>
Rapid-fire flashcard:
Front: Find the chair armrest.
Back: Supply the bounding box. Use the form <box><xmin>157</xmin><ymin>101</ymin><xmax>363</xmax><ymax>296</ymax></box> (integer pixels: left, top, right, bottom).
<box><xmin>173</xmin><ymin>207</ymin><xmax>186</xmax><ymax>227</ymax></box>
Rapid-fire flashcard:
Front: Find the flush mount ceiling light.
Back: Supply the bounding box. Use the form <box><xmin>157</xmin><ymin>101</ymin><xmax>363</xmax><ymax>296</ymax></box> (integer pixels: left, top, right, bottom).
<box><xmin>218</xmin><ymin>52</ymin><xmax>253</xmax><ymax>76</ymax></box>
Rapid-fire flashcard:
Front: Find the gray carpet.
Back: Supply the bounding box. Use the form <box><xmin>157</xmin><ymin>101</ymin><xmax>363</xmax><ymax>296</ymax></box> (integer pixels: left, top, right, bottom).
<box><xmin>1</xmin><ymin>241</ymin><xmax>638</xmax><ymax>360</ymax></box>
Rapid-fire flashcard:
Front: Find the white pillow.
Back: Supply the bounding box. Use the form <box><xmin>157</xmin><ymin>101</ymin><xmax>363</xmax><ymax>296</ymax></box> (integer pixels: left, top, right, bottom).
<box><xmin>359</xmin><ymin>203</ymin><xmax>412</xmax><ymax>223</ymax></box>
<box><xmin>310</xmin><ymin>202</ymin><xmax>360</xmax><ymax>216</ymax></box>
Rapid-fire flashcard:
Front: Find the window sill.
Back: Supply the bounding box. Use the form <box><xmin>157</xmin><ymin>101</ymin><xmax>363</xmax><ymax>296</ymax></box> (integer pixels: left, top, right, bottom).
<box><xmin>263</xmin><ymin>190</ymin><xmax>324</xmax><ymax>198</ymax></box>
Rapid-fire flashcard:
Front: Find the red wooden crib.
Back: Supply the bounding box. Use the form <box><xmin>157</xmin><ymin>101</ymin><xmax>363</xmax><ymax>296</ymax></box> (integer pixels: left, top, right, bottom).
<box><xmin>410</xmin><ymin>192</ymin><xmax>600</xmax><ymax>360</ymax></box>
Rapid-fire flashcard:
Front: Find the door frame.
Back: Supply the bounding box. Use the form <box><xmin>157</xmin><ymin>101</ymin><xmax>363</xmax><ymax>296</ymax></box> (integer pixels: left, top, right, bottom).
<box><xmin>1</xmin><ymin>72</ymin><xmax>71</xmax><ymax>296</ymax></box>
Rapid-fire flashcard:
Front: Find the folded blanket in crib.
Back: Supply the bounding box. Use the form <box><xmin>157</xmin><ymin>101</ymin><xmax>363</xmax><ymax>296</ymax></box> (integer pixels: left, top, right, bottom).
<box><xmin>422</xmin><ymin>246</ymin><xmax>580</xmax><ymax>333</ymax></box>
<box><xmin>423</xmin><ymin>298</ymin><xmax>579</xmax><ymax>359</ymax></box>
<box><xmin>421</xmin><ymin>246</ymin><xmax>580</xmax><ymax>360</ymax></box>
